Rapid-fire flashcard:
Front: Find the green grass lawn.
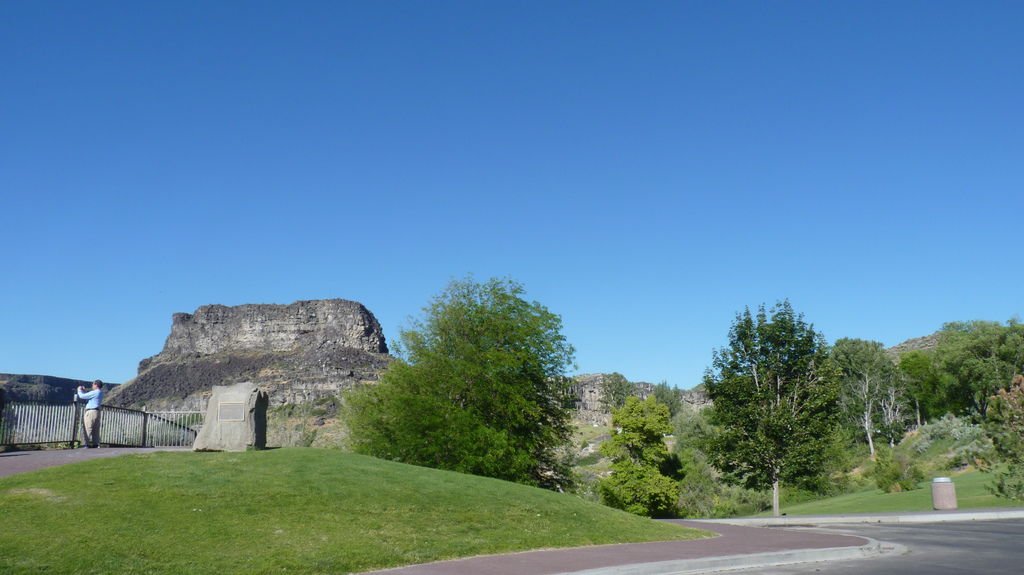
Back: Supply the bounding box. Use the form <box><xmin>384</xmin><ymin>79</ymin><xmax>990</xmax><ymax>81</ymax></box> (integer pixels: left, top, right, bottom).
<box><xmin>0</xmin><ymin>449</ymin><xmax>709</xmax><ymax>574</ymax></box>
<box><xmin>772</xmin><ymin>470</ymin><xmax>1024</xmax><ymax>516</ymax></box>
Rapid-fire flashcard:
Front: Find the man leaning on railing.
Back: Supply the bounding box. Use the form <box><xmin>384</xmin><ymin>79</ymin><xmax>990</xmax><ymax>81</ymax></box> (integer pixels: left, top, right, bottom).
<box><xmin>75</xmin><ymin>380</ymin><xmax>104</xmax><ymax>448</ymax></box>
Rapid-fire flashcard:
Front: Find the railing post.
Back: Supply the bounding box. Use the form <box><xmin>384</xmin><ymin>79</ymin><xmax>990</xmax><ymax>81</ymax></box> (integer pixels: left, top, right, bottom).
<box><xmin>141</xmin><ymin>411</ymin><xmax>149</xmax><ymax>447</ymax></box>
<box><xmin>70</xmin><ymin>400</ymin><xmax>80</xmax><ymax>448</ymax></box>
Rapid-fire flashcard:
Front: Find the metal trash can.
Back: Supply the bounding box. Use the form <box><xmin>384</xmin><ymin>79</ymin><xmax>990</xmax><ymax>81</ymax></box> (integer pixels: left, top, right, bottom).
<box><xmin>932</xmin><ymin>477</ymin><xmax>957</xmax><ymax>510</ymax></box>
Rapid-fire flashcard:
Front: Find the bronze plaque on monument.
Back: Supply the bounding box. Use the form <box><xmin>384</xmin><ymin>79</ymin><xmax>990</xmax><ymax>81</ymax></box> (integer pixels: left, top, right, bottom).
<box><xmin>218</xmin><ymin>402</ymin><xmax>245</xmax><ymax>422</ymax></box>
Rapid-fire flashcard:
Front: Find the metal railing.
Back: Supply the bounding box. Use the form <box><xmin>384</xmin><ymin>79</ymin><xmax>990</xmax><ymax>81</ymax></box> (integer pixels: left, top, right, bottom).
<box><xmin>142</xmin><ymin>411</ymin><xmax>205</xmax><ymax>447</ymax></box>
<box><xmin>0</xmin><ymin>402</ymin><xmax>78</xmax><ymax>445</ymax></box>
<box><xmin>0</xmin><ymin>401</ymin><xmax>203</xmax><ymax>448</ymax></box>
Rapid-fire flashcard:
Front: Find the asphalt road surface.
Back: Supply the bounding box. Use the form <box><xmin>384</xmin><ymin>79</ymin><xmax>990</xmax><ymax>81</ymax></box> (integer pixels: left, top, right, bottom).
<box><xmin>737</xmin><ymin>519</ymin><xmax>1024</xmax><ymax>575</ymax></box>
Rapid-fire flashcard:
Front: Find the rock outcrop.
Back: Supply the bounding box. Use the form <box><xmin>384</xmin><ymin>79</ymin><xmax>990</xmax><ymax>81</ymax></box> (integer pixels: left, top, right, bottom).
<box><xmin>0</xmin><ymin>374</ymin><xmax>112</xmax><ymax>403</ymax></box>
<box><xmin>886</xmin><ymin>332</ymin><xmax>941</xmax><ymax>360</ymax></box>
<box><xmin>107</xmin><ymin>299</ymin><xmax>391</xmax><ymax>411</ymax></box>
<box><xmin>568</xmin><ymin>373</ymin><xmax>709</xmax><ymax>425</ymax></box>
<box><xmin>569</xmin><ymin>373</ymin><xmax>614</xmax><ymax>424</ymax></box>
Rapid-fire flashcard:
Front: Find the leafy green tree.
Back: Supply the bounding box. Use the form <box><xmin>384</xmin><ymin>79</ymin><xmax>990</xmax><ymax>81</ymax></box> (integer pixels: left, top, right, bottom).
<box><xmin>672</xmin><ymin>407</ymin><xmax>720</xmax><ymax>517</ymax></box>
<box><xmin>344</xmin><ymin>277</ymin><xmax>576</xmax><ymax>490</ymax></box>
<box><xmin>984</xmin><ymin>375</ymin><xmax>1024</xmax><ymax>500</ymax></box>
<box><xmin>899</xmin><ymin>350</ymin><xmax>943</xmax><ymax>426</ymax></box>
<box><xmin>672</xmin><ymin>406</ymin><xmax>715</xmax><ymax>450</ymax></box>
<box><xmin>671</xmin><ymin>407</ymin><xmax>775</xmax><ymax>518</ymax></box>
<box><xmin>935</xmin><ymin>320</ymin><xmax>1024</xmax><ymax>418</ymax></box>
<box><xmin>652</xmin><ymin>380</ymin><xmax>683</xmax><ymax>418</ymax></box>
<box><xmin>600</xmin><ymin>372</ymin><xmax>633</xmax><ymax>412</ymax></box>
<box><xmin>599</xmin><ymin>396</ymin><xmax>680</xmax><ymax>517</ymax></box>
<box><xmin>704</xmin><ymin>301</ymin><xmax>841</xmax><ymax>517</ymax></box>
<box><xmin>675</xmin><ymin>450</ymin><xmax>720</xmax><ymax>518</ymax></box>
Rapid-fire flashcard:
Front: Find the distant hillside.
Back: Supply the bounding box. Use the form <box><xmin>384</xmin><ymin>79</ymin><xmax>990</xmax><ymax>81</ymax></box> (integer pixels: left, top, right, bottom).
<box><xmin>0</xmin><ymin>374</ymin><xmax>117</xmax><ymax>402</ymax></box>
<box><xmin>886</xmin><ymin>332</ymin><xmax>941</xmax><ymax>360</ymax></box>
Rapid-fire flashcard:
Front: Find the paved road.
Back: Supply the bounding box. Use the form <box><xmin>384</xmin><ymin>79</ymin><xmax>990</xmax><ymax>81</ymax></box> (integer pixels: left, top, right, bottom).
<box><xmin>368</xmin><ymin>521</ymin><xmax>870</xmax><ymax>575</ymax></box>
<box><xmin>736</xmin><ymin>519</ymin><xmax>1024</xmax><ymax>574</ymax></box>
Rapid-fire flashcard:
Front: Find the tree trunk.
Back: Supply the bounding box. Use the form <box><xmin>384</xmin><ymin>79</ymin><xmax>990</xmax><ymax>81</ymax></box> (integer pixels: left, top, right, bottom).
<box><xmin>864</xmin><ymin>413</ymin><xmax>875</xmax><ymax>460</ymax></box>
<box><xmin>772</xmin><ymin>479</ymin><xmax>780</xmax><ymax>517</ymax></box>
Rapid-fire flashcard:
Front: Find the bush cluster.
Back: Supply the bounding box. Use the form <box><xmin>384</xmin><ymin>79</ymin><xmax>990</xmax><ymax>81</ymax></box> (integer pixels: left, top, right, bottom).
<box><xmin>871</xmin><ymin>446</ymin><xmax>924</xmax><ymax>492</ymax></box>
<box><xmin>912</xmin><ymin>414</ymin><xmax>994</xmax><ymax>470</ymax></box>
<box><xmin>676</xmin><ymin>450</ymin><xmax>770</xmax><ymax>517</ymax></box>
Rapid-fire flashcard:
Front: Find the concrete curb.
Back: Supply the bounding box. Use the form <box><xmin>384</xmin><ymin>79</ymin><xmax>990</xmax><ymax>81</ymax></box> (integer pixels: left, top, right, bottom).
<box><xmin>695</xmin><ymin>509</ymin><xmax>1024</xmax><ymax>527</ymax></box>
<box><xmin>551</xmin><ymin>536</ymin><xmax>904</xmax><ymax>575</ymax></box>
<box><xmin>366</xmin><ymin>522</ymin><xmax>876</xmax><ymax>575</ymax></box>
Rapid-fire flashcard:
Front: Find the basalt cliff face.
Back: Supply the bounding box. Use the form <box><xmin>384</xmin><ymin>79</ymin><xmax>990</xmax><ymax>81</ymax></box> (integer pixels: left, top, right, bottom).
<box><xmin>106</xmin><ymin>299</ymin><xmax>392</xmax><ymax>411</ymax></box>
<box><xmin>569</xmin><ymin>373</ymin><xmax>710</xmax><ymax>425</ymax></box>
<box><xmin>0</xmin><ymin>374</ymin><xmax>108</xmax><ymax>403</ymax></box>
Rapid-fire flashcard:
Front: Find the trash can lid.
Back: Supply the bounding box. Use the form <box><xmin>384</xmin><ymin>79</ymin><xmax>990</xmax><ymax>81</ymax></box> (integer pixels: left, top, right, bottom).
<box><xmin>933</xmin><ymin>477</ymin><xmax>953</xmax><ymax>483</ymax></box>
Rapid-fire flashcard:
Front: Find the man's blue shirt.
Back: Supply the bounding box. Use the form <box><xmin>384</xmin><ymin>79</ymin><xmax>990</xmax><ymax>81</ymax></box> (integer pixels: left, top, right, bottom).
<box><xmin>77</xmin><ymin>389</ymin><xmax>103</xmax><ymax>409</ymax></box>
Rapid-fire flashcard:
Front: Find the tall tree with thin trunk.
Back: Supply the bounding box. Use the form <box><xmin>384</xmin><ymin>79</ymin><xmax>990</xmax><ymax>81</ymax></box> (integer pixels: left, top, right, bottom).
<box><xmin>899</xmin><ymin>350</ymin><xmax>941</xmax><ymax>428</ymax></box>
<box><xmin>704</xmin><ymin>301</ymin><xmax>841</xmax><ymax>517</ymax></box>
<box><xmin>832</xmin><ymin>338</ymin><xmax>893</xmax><ymax>459</ymax></box>
<box><xmin>878</xmin><ymin>370</ymin><xmax>911</xmax><ymax>447</ymax></box>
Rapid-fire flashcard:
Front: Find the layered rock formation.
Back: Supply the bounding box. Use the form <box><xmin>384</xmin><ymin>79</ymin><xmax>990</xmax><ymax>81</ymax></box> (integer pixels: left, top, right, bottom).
<box><xmin>107</xmin><ymin>299</ymin><xmax>391</xmax><ymax>411</ymax></box>
<box><xmin>0</xmin><ymin>374</ymin><xmax>110</xmax><ymax>403</ymax></box>
<box><xmin>569</xmin><ymin>373</ymin><xmax>611</xmax><ymax>424</ymax></box>
<box><xmin>568</xmin><ymin>373</ymin><xmax>709</xmax><ymax>425</ymax></box>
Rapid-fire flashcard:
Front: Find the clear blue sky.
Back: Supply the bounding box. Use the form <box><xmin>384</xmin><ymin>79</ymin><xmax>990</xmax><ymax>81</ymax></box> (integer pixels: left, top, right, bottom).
<box><xmin>2</xmin><ymin>1</ymin><xmax>1021</xmax><ymax>389</ymax></box>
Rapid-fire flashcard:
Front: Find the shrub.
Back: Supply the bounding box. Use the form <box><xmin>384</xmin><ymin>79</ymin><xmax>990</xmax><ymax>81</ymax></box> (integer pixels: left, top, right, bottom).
<box><xmin>569</xmin><ymin>469</ymin><xmax>602</xmax><ymax>503</ymax></box>
<box><xmin>912</xmin><ymin>414</ymin><xmax>994</xmax><ymax>469</ymax></box>
<box><xmin>709</xmin><ymin>484</ymin><xmax>772</xmax><ymax>518</ymax></box>
<box><xmin>872</xmin><ymin>446</ymin><xmax>925</xmax><ymax>492</ymax></box>
<box><xmin>599</xmin><ymin>462</ymin><xmax>680</xmax><ymax>517</ymax></box>
<box><xmin>675</xmin><ymin>449</ymin><xmax>771</xmax><ymax>518</ymax></box>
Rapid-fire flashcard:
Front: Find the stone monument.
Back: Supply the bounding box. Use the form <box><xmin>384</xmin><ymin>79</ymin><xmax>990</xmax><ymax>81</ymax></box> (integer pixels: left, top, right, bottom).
<box><xmin>193</xmin><ymin>382</ymin><xmax>268</xmax><ymax>452</ymax></box>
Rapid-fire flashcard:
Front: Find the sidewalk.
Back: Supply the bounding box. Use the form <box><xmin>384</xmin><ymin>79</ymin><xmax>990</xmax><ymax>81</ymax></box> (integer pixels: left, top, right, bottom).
<box><xmin>366</xmin><ymin>521</ymin><xmax>881</xmax><ymax>575</ymax></box>
<box><xmin>700</xmin><ymin>507</ymin><xmax>1024</xmax><ymax>527</ymax></box>
<box><xmin>0</xmin><ymin>446</ymin><xmax>190</xmax><ymax>478</ymax></box>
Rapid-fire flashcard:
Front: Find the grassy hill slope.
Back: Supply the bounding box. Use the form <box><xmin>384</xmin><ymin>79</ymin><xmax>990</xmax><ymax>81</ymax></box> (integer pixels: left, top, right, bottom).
<box><xmin>0</xmin><ymin>449</ymin><xmax>708</xmax><ymax>574</ymax></box>
<box><xmin>769</xmin><ymin>470</ymin><xmax>1024</xmax><ymax>517</ymax></box>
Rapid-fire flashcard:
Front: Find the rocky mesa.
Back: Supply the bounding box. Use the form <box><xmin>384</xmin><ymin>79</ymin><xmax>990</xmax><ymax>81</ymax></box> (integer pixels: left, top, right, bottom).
<box><xmin>106</xmin><ymin>299</ymin><xmax>392</xmax><ymax>411</ymax></box>
<box><xmin>0</xmin><ymin>374</ymin><xmax>109</xmax><ymax>403</ymax></box>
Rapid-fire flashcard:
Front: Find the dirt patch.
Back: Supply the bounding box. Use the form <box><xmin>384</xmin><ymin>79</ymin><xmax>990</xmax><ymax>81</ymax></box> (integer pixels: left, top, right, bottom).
<box><xmin>4</xmin><ymin>487</ymin><xmax>68</xmax><ymax>503</ymax></box>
